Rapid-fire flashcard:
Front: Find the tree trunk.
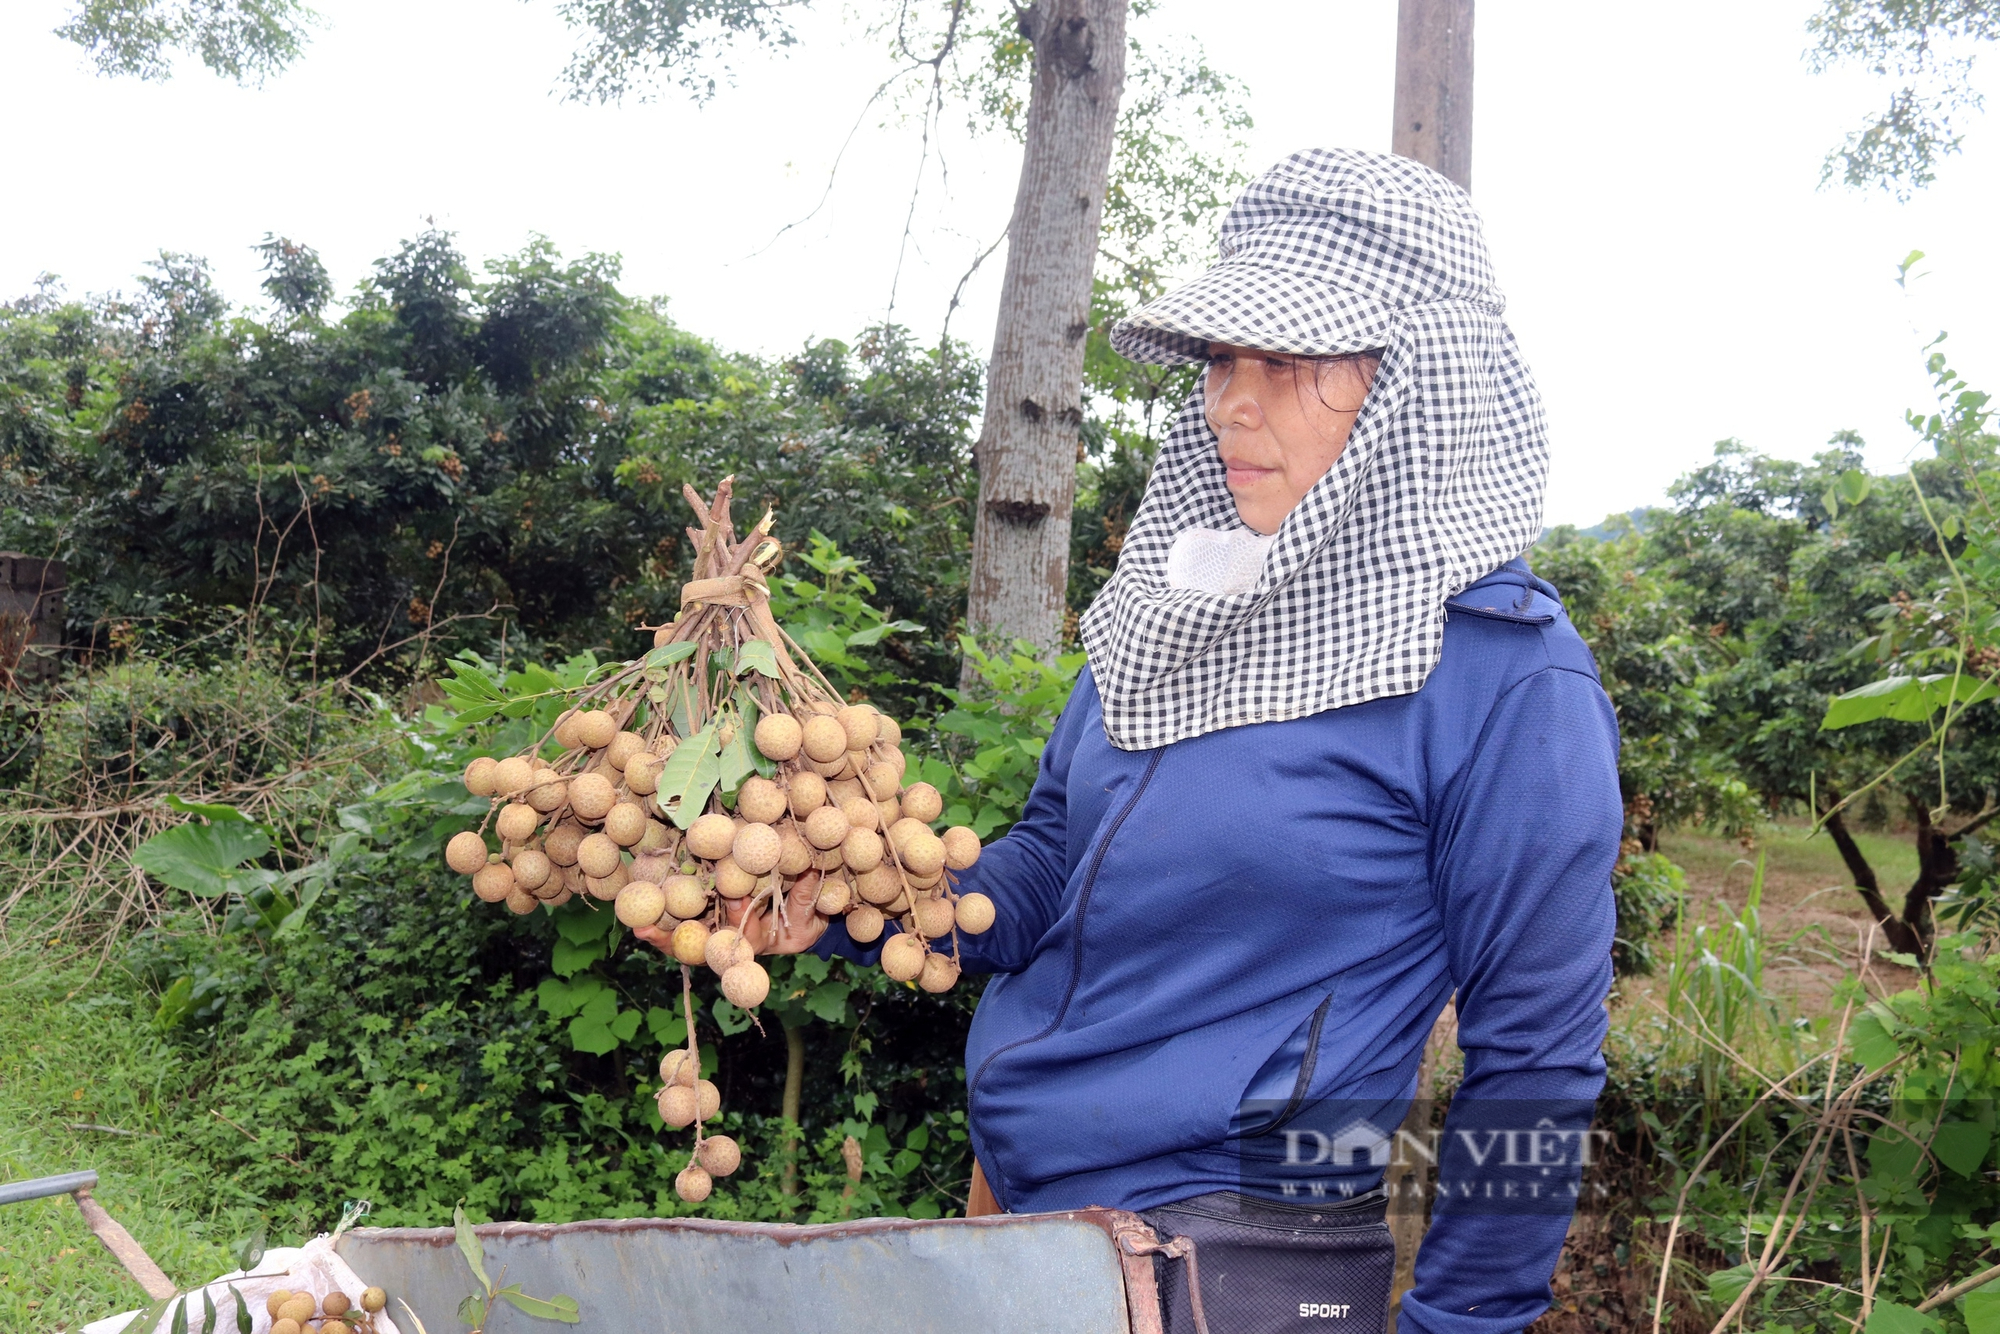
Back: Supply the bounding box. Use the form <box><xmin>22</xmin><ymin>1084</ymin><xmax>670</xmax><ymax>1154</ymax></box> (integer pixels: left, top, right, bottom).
<box><xmin>1822</xmin><ymin>796</ymin><xmax>1925</xmax><ymax>957</ymax></box>
<box><xmin>781</xmin><ymin>1021</ymin><xmax>806</xmax><ymax>1197</ymax></box>
<box><xmin>964</xmin><ymin>0</ymin><xmax>1129</xmax><ymax>657</ymax></box>
<box><xmin>1391</xmin><ymin>0</ymin><xmax>1475</xmax><ymax>191</ymax></box>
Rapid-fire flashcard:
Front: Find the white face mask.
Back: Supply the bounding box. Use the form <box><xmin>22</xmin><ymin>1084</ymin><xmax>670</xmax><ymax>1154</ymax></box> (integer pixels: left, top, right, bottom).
<box><xmin>1165</xmin><ymin>526</ymin><xmax>1276</xmax><ymax>597</ymax></box>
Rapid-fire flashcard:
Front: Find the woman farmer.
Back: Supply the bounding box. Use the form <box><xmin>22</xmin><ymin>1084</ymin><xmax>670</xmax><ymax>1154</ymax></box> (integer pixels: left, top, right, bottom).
<box><xmin>738</xmin><ymin>148</ymin><xmax>1621</xmax><ymax>1334</ymax></box>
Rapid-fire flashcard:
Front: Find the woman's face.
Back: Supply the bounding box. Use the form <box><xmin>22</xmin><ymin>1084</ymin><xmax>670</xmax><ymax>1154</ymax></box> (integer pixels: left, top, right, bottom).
<box><xmin>1205</xmin><ymin>343</ymin><xmax>1379</xmax><ymax>535</ymax></box>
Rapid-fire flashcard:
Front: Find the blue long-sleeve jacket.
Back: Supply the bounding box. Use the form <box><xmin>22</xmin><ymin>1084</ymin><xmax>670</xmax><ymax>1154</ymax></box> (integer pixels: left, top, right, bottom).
<box><xmin>819</xmin><ymin>560</ymin><xmax>1621</xmax><ymax>1334</ymax></box>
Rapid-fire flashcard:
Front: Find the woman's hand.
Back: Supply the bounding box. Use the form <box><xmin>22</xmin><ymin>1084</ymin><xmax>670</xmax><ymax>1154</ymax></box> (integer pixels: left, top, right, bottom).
<box><xmin>633</xmin><ymin>873</ymin><xmax>830</xmax><ymax>958</ymax></box>
<box><xmin>728</xmin><ymin>871</ymin><xmax>830</xmax><ymax>954</ymax></box>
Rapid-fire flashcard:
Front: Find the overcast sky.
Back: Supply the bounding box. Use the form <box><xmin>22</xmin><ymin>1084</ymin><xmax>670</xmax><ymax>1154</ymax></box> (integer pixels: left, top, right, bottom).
<box><xmin>2</xmin><ymin>1</ymin><xmax>1994</xmax><ymax>526</ymax></box>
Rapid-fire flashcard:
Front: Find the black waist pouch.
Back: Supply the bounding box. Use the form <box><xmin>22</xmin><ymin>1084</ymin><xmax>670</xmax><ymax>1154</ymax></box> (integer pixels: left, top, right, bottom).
<box><xmin>1140</xmin><ymin>1190</ymin><xmax>1396</xmax><ymax>1334</ymax></box>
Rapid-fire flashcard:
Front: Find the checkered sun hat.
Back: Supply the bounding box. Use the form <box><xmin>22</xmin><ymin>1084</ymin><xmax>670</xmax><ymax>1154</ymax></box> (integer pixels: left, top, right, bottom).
<box><xmin>1081</xmin><ymin>148</ymin><xmax>1550</xmax><ymax>751</ymax></box>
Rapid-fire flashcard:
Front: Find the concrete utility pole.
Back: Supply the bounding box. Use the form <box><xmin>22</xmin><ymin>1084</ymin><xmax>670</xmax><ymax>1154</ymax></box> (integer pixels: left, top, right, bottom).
<box><xmin>1391</xmin><ymin>0</ymin><xmax>1474</xmax><ymax>191</ymax></box>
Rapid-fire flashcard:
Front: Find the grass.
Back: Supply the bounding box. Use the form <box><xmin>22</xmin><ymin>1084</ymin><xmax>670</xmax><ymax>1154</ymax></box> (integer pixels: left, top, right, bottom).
<box><xmin>0</xmin><ymin>951</ymin><xmax>265</xmax><ymax>1333</ymax></box>
<box><xmin>1659</xmin><ymin>818</ymin><xmax>1919</xmax><ymax>913</ymax></box>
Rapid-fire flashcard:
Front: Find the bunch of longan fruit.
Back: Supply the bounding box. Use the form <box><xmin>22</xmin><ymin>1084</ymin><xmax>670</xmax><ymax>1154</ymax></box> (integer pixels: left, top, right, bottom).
<box><xmin>437</xmin><ymin>477</ymin><xmax>998</xmax><ymax>1205</ymax></box>
<box><xmin>262</xmin><ymin>1286</ymin><xmax>386</xmax><ymax>1334</ymax></box>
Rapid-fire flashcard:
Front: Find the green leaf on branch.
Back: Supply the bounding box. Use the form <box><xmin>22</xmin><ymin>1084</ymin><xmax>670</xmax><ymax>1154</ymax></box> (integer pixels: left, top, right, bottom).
<box><xmin>654</xmin><ymin>722</ymin><xmax>720</xmax><ymax>828</ymax></box>
<box><xmin>1822</xmin><ymin>674</ymin><xmax>1998</xmax><ymax>729</ymax></box>
<box><xmin>163</xmin><ymin>795</ymin><xmax>251</xmax><ymax>823</ymax></box>
<box><xmin>134</xmin><ymin>821</ymin><xmax>272</xmax><ymax>897</ymax></box>
<box><xmin>1865</xmin><ymin>1302</ymin><xmax>1940</xmax><ymax>1334</ymax></box>
<box><xmin>645</xmin><ymin>641</ymin><xmax>697</xmax><ymax>668</ymax></box>
<box><xmin>1706</xmin><ymin>1261</ymin><xmax>1755</xmax><ymax>1305</ymax></box>
<box><xmin>1933</xmin><ymin>1121</ymin><xmax>1992</xmax><ymax>1177</ymax></box>
<box><xmin>646</xmin><ymin>1006</ymin><xmax>686</xmax><ymax>1046</ymax></box>
<box><xmin>1962</xmin><ymin>1286</ymin><xmax>2000</xmax><ymax>1334</ymax></box>
<box><xmin>733</xmin><ymin>639</ymin><xmax>780</xmax><ymax>678</ymax></box>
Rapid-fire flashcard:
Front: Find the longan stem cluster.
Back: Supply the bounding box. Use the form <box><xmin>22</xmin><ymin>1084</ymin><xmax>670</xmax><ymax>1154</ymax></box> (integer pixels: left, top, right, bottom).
<box><xmin>263</xmin><ymin>1285</ymin><xmax>387</xmax><ymax>1334</ymax></box>
<box><xmin>441</xmin><ymin>478</ymin><xmax>997</xmax><ymax>1205</ymax></box>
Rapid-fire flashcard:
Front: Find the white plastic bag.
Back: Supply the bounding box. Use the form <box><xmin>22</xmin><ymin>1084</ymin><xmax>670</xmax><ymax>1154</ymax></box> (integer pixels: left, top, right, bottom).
<box><xmin>85</xmin><ymin>1234</ymin><xmax>403</xmax><ymax>1334</ymax></box>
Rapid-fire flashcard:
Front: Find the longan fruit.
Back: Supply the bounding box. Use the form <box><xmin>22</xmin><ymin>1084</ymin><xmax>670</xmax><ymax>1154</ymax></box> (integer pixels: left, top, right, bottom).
<box><xmin>663</xmin><ymin>874</ymin><xmax>708</xmax><ymax>920</ymax></box>
<box><xmin>671</xmin><ymin>919</ymin><xmax>711</xmax><ymax>965</ymax></box>
<box><xmin>839</xmin><ymin>795</ymin><xmax>880</xmax><ymax>832</ymax></box>
<box><xmin>732</xmin><ymin>823</ymin><xmax>781</xmax><ymax>875</ymax></box>
<box><xmin>803</xmin><ymin>804</ymin><xmax>851</xmax><ymax>850</ymax></box>
<box><xmin>495</xmin><ymin>802</ymin><xmax>539</xmax><ymax>844</ymax></box>
<box><xmin>697</xmin><ymin>1134</ymin><xmax>741</xmax><ymax>1177</ymax></box>
<box><xmin>271</xmin><ymin>1320</ymin><xmax>302</xmax><ymax>1334</ymax></box>
<box><xmin>847</xmin><ymin>904</ymin><xmax>886</xmax><ymax>943</ymax></box>
<box><xmin>266</xmin><ymin>1291</ymin><xmax>294</xmax><ymax>1319</ymax></box>
<box><xmin>568</xmin><ymin>771</ymin><xmax>617</xmax><ymax>822</ymax></box>
<box><xmin>706</xmin><ymin>928</ymin><xmax>754</xmax><ymax>974</ymax></box>
<box><xmin>491</xmin><ymin>755</ymin><xmax>535</xmax><ymax>797</ymax></box>
<box><xmin>675</xmin><ymin>1163</ymin><xmax>713</xmax><ymax>1203</ymax></box>
<box><xmin>552</xmin><ymin>709</ymin><xmax>583</xmax><ymax>750</ymax></box>
<box><xmin>787</xmin><ymin>771</ymin><xmax>827</xmax><ymax>819</ymax></box>
<box><xmin>695</xmin><ymin>1079</ymin><xmax>721</xmax><ymax>1120</ymax></box>
<box><xmin>905</xmin><ymin>867</ymin><xmax>943</xmax><ymax>891</ymax></box>
<box><xmin>754</xmin><ymin>713</ymin><xmax>803</xmax><ymax>761</ymax></box>
<box><xmin>586</xmin><ymin>862</ymin><xmax>628</xmax><ymax>900</ymax></box>
<box><xmin>954</xmin><ymin>892</ymin><xmax>995</xmax><ymax>934</ymax></box>
<box><xmin>616</xmin><ymin>881</ymin><xmax>667</xmax><ymax>928</ymax></box>
<box><xmin>323</xmin><ymin>1320</ymin><xmax>353</xmax><ymax>1334</ymax></box>
<box><xmin>876</xmin><ymin>714</ymin><xmax>902</xmax><ymax>745</ymax></box>
<box><xmin>544</xmin><ymin>820</ymin><xmax>585</xmax><ymax>866</ymax></box>
<box><xmin>815</xmin><ymin>877</ymin><xmax>852</xmax><ymax>914</ymax></box>
<box><xmin>886</xmin><ymin>746</ymin><xmax>908</xmax><ymax>777</ymax></box>
<box><xmin>361</xmin><ymin>1288</ymin><xmax>387</xmax><ymax>1314</ymax></box>
<box><xmin>884</xmin><ymin>888</ymin><xmax>915</xmax><ymax>915</ymax></box>
<box><xmin>901</xmin><ymin>830</ymin><xmax>946</xmax><ymax>878</ymax></box>
<box><xmin>900</xmin><ymin>782</ymin><xmax>944</xmax><ymax>824</ymax></box>
<box><xmin>919</xmin><ymin>953</ymin><xmax>960</xmax><ymax>994</ymax></box>
<box><xmin>472</xmin><ymin>862</ymin><xmax>515</xmax><ymax>903</ymax></box>
<box><xmin>807</xmin><ymin>754</ymin><xmax>846</xmax><ymax>779</ymax></box>
<box><xmin>578</xmin><ymin>831</ymin><xmax>623</xmax><ymax>878</ymax></box>
<box><xmin>736</xmin><ymin>776</ymin><xmax>787</xmax><ymax>825</ymax></box>
<box><xmin>911</xmin><ymin>896</ymin><xmax>955</xmax><ymax>939</ymax></box>
<box><xmin>815</xmin><ymin>846</ymin><xmax>847</xmax><ymax>872</ymax></box>
<box><xmin>826</xmin><ymin>776</ymin><xmax>864</xmax><ymax>808</ymax></box>
<box><xmin>881</xmin><ymin>933</ymin><xmax>926</xmax><ymax>981</ymax></box>
<box><xmin>658</xmin><ymin>1084</ymin><xmax>697</xmax><ymax>1128</ymax></box>
<box><xmin>446</xmin><ymin>829</ymin><xmax>489</xmax><ymax>875</ymax></box>
<box><xmin>574</xmin><ymin>709</ymin><xmax>619</xmax><ymax>750</ymax></box>
<box><xmin>802</xmin><ymin>714</ymin><xmax>847</xmax><ymax>764</ymax></box>
<box><xmin>463</xmin><ymin>756</ymin><xmax>498</xmax><ymax>796</ymax></box>
<box><xmin>842</xmin><ymin>827</ymin><xmax>885</xmax><ymax>873</ymax></box>
<box><xmin>278</xmin><ymin>1295</ymin><xmax>315</xmax><ymax>1324</ymax></box>
<box><xmin>322</xmin><ymin>1292</ymin><xmax>352</xmax><ymax>1318</ymax></box>
<box><xmin>525</xmin><ymin>770</ymin><xmax>567</xmax><ymax>813</ymax></box>
<box><xmin>659</xmin><ymin>1048</ymin><xmax>697</xmax><ymax>1087</ymax></box>
<box><xmin>605</xmin><ymin>730</ymin><xmax>648</xmax><ymax>772</ymax></box>
<box><xmin>630</xmin><ymin>852</ymin><xmax>671</xmax><ymax>884</ymax></box>
<box><xmin>887</xmin><ymin>817</ymin><xmax>929</xmax><ymax>852</ymax></box>
<box><xmin>605</xmin><ymin>801</ymin><xmax>650</xmax><ymax>847</ymax></box>
<box><xmin>776</xmin><ymin>827</ymin><xmax>813</xmax><ymax>876</ymax></box>
<box><xmin>942</xmin><ymin>826</ymin><xmax>981</xmax><ymax>870</ymax></box>
<box><xmin>877</xmin><ymin>796</ymin><xmax>902</xmax><ymax>828</ymax></box>
<box><xmin>511</xmin><ymin>847</ymin><xmax>553</xmax><ymax>891</ymax></box>
<box><xmin>836</xmin><ymin>704</ymin><xmax>878</xmax><ymax>752</ymax></box>
<box><xmin>855</xmin><ymin>864</ymin><xmax>902</xmax><ymax>905</ymax></box>
<box><xmin>686</xmin><ymin>812</ymin><xmax>737</xmax><ymax>861</ymax></box>
<box><xmin>713</xmin><ymin>856</ymin><xmax>756</xmax><ymax>899</ymax></box>
<box><xmin>637</xmin><ymin>818</ymin><xmax>676</xmax><ymax>853</ymax></box>
<box><xmin>839</xmin><ymin>752</ymin><xmax>866</xmax><ymax>781</ymax></box>
<box><xmin>560</xmin><ymin>862</ymin><xmax>587</xmax><ymax>894</ymax></box>
<box><xmin>624</xmin><ymin>753</ymin><xmax>663</xmax><ymax>795</ymax></box>
<box><xmin>721</xmin><ymin>960</ymin><xmax>770</xmax><ymax>1008</ymax></box>
<box><xmin>861</xmin><ymin>762</ymin><xmax>901</xmax><ymax>801</ymax></box>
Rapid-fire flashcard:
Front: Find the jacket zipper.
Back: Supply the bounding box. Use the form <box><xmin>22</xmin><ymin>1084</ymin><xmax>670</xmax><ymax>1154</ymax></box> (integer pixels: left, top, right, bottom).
<box><xmin>968</xmin><ymin>746</ymin><xmax>1167</xmax><ymax>1205</ymax></box>
<box><xmin>1256</xmin><ymin>992</ymin><xmax>1333</xmax><ymax>1138</ymax></box>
